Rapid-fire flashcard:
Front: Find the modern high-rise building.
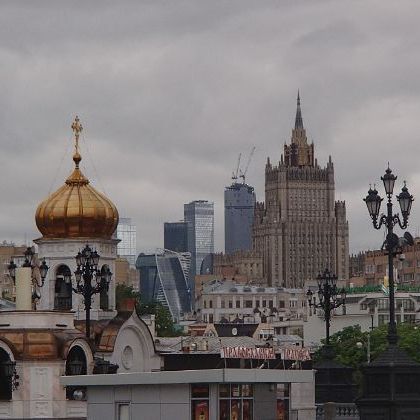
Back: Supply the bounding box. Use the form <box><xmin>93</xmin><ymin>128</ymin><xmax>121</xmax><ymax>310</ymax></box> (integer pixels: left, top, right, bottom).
<box><xmin>136</xmin><ymin>253</ymin><xmax>158</xmax><ymax>302</ymax></box>
<box><xmin>253</xmin><ymin>93</ymin><xmax>349</xmax><ymax>287</ymax></box>
<box><xmin>224</xmin><ymin>182</ymin><xmax>255</xmax><ymax>254</ymax></box>
<box><xmin>164</xmin><ymin>221</ymin><xmax>188</xmax><ymax>253</ymax></box>
<box><xmin>116</xmin><ymin>217</ymin><xmax>137</xmax><ymax>266</ymax></box>
<box><xmin>136</xmin><ymin>249</ymin><xmax>192</xmax><ymax>321</ymax></box>
<box><xmin>184</xmin><ymin>200</ymin><xmax>214</xmax><ymax>282</ymax></box>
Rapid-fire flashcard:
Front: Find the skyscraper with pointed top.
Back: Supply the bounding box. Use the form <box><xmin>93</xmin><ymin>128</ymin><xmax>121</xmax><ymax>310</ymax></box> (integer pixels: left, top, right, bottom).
<box><xmin>253</xmin><ymin>94</ymin><xmax>349</xmax><ymax>287</ymax></box>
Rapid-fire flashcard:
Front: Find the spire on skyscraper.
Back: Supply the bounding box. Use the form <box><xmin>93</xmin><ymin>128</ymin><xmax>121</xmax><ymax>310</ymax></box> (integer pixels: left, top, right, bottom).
<box><xmin>294</xmin><ymin>90</ymin><xmax>304</xmax><ymax>129</ymax></box>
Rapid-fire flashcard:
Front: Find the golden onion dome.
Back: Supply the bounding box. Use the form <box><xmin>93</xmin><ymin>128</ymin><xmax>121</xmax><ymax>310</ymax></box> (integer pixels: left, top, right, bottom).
<box><xmin>35</xmin><ymin>116</ymin><xmax>119</xmax><ymax>239</ymax></box>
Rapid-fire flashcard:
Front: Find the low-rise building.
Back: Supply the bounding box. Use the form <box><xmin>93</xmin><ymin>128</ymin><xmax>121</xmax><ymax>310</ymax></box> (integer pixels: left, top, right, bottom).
<box><xmin>197</xmin><ymin>280</ymin><xmax>306</xmax><ymax>325</ymax></box>
<box><xmin>213</xmin><ymin>251</ymin><xmax>264</xmax><ymax>284</ymax></box>
<box><xmin>0</xmin><ymin>244</ymin><xmax>28</xmax><ymax>300</ymax></box>
<box><xmin>304</xmin><ymin>284</ymin><xmax>420</xmax><ymax>348</ymax></box>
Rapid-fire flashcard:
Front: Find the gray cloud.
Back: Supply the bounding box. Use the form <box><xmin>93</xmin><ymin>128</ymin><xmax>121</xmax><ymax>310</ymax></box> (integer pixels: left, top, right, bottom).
<box><xmin>1</xmin><ymin>1</ymin><xmax>420</xmax><ymax>256</ymax></box>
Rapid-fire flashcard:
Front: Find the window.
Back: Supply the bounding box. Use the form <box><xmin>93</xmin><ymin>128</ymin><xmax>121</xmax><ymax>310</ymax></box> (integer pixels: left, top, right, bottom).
<box><xmin>0</xmin><ymin>349</ymin><xmax>13</xmax><ymax>400</ymax></box>
<box><xmin>65</xmin><ymin>346</ymin><xmax>87</xmax><ymax>400</ymax></box>
<box><xmin>245</xmin><ymin>300</ymin><xmax>253</xmax><ymax>308</ymax></box>
<box><xmin>229</xmin><ymin>300</ymin><xmax>233</xmax><ymax>309</ymax></box>
<box><xmin>219</xmin><ymin>384</ymin><xmax>253</xmax><ymax>420</ymax></box>
<box><xmin>236</xmin><ymin>301</ymin><xmax>241</xmax><ymax>308</ymax></box>
<box><xmin>404</xmin><ymin>314</ymin><xmax>416</xmax><ymax>324</ymax></box>
<box><xmin>191</xmin><ymin>384</ymin><xmax>209</xmax><ymax>420</ymax></box>
<box><xmin>277</xmin><ymin>383</ymin><xmax>290</xmax><ymax>420</ymax></box>
<box><xmin>402</xmin><ymin>299</ymin><xmax>415</xmax><ymax>311</ymax></box>
<box><xmin>278</xmin><ymin>300</ymin><xmax>285</xmax><ymax>308</ymax></box>
<box><xmin>54</xmin><ymin>265</ymin><xmax>72</xmax><ymax>310</ymax></box>
<box><xmin>209</xmin><ymin>300</ymin><xmax>213</xmax><ymax>309</ymax></box>
<box><xmin>116</xmin><ymin>403</ymin><xmax>130</xmax><ymax>420</ymax></box>
<box><xmin>378</xmin><ymin>314</ymin><xmax>389</xmax><ymax>326</ymax></box>
<box><xmin>269</xmin><ymin>300</ymin><xmax>273</xmax><ymax>308</ymax></box>
<box><xmin>221</xmin><ymin>300</ymin><xmax>225</xmax><ymax>309</ymax></box>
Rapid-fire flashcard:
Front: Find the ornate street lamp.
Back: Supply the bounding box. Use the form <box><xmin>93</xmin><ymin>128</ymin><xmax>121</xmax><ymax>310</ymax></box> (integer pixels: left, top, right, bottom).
<box><xmin>7</xmin><ymin>246</ymin><xmax>49</xmax><ymax>303</ymax></box>
<box><xmin>363</xmin><ymin>166</ymin><xmax>414</xmax><ymax>343</ymax></box>
<box><xmin>306</xmin><ymin>268</ymin><xmax>346</xmax><ymax>347</ymax></box>
<box><xmin>357</xmin><ymin>166</ymin><xmax>420</xmax><ymax>419</ymax></box>
<box><xmin>72</xmin><ymin>245</ymin><xmax>112</xmax><ymax>339</ymax></box>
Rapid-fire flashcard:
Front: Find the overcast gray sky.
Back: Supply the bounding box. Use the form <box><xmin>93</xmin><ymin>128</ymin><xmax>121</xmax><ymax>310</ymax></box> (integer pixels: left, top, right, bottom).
<box><xmin>1</xmin><ymin>1</ymin><xmax>420</xmax><ymax>254</ymax></box>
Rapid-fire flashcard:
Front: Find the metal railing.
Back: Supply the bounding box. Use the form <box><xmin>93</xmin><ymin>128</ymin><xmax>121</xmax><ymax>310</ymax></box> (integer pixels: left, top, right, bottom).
<box><xmin>316</xmin><ymin>403</ymin><xmax>359</xmax><ymax>420</ymax></box>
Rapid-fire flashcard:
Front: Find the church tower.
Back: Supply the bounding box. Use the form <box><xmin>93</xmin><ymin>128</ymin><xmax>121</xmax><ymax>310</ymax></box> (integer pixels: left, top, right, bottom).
<box><xmin>34</xmin><ymin>117</ymin><xmax>120</xmax><ymax>320</ymax></box>
<box><xmin>253</xmin><ymin>94</ymin><xmax>349</xmax><ymax>287</ymax></box>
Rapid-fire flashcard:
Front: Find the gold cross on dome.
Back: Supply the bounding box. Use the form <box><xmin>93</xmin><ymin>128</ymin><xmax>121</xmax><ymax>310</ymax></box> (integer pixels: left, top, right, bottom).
<box><xmin>71</xmin><ymin>116</ymin><xmax>83</xmax><ymax>152</ymax></box>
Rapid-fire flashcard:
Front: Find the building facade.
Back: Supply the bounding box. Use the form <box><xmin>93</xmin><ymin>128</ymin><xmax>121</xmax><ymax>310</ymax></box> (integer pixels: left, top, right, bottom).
<box><xmin>116</xmin><ymin>218</ymin><xmax>137</xmax><ymax>267</ymax></box>
<box><xmin>213</xmin><ymin>251</ymin><xmax>264</xmax><ymax>284</ymax></box>
<box><xmin>224</xmin><ymin>182</ymin><xmax>255</xmax><ymax>254</ymax></box>
<box><xmin>253</xmin><ymin>94</ymin><xmax>349</xmax><ymax>287</ymax></box>
<box><xmin>304</xmin><ymin>284</ymin><xmax>420</xmax><ymax>348</ymax></box>
<box><xmin>136</xmin><ymin>249</ymin><xmax>192</xmax><ymax>321</ymax></box>
<box><xmin>164</xmin><ymin>221</ymin><xmax>189</xmax><ymax>253</ymax></box>
<box><xmin>184</xmin><ymin>200</ymin><xmax>214</xmax><ymax>281</ymax></box>
<box><xmin>197</xmin><ymin>279</ymin><xmax>306</xmax><ymax>325</ymax></box>
<box><xmin>0</xmin><ymin>244</ymin><xmax>28</xmax><ymax>300</ymax></box>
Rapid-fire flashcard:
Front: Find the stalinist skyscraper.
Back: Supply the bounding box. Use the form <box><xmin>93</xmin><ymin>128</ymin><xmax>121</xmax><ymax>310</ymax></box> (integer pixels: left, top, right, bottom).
<box><xmin>253</xmin><ymin>94</ymin><xmax>349</xmax><ymax>287</ymax></box>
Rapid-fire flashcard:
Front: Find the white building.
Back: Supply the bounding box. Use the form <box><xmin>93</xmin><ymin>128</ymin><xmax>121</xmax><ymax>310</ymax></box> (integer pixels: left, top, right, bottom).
<box><xmin>198</xmin><ymin>279</ymin><xmax>306</xmax><ymax>325</ymax></box>
<box><xmin>304</xmin><ymin>285</ymin><xmax>420</xmax><ymax>348</ymax></box>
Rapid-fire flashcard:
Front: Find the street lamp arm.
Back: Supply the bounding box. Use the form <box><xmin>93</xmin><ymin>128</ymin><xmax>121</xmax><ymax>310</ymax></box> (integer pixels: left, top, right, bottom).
<box><xmin>32</xmin><ymin>278</ymin><xmax>45</xmax><ymax>288</ymax></box>
<box><xmin>372</xmin><ymin>214</ymin><xmax>387</xmax><ymax>230</ymax></box>
<box><xmin>394</xmin><ymin>213</ymin><xmax>408</xmax><ymax>229</ymax></box>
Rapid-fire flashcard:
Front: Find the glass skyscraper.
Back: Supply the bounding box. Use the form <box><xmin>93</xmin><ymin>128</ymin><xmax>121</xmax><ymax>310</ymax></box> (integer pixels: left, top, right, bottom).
<box><xmin>224</xmin><ymin>182</ymin><xmax>256</xmax><ymax>254</ymax></box>
<box><xmin>116</xmin><ymin>217</ymin><xmax>137</xmax><ymax>266</ymax></box>
<box><xmin>184</xmin><ymin>200</ymin><xmax>214</xmax><ymax>282</ymax></box>
<box><xmin>164</xmin><ymin>221</ymin><xmax>188</xmax><ymax>253</ymax></box>
<box><xmin>135</xmin><ymin>249</ymin><xmax>192</xmax><ymax>321</ymax></box>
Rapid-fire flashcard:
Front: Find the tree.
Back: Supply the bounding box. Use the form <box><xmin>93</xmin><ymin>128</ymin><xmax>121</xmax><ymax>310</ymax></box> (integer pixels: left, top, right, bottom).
<box><xmin>136</xmin><ymin>301</ymin><xmax>179</xmax><ymax>337</ymax></box>
<box><xmin>115</xmin><ymin>284</ymin><xmax>140</xmax><ymax>309</ymax></box>
<box><xmin>315</xmin><ymin>323</ymin><xmax>420</xmax><ymax>368</ymax></box>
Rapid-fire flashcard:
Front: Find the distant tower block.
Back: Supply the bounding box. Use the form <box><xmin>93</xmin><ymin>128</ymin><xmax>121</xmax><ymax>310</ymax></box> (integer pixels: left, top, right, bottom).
<box><xmin>253</xmin><ymin>93</ymin><xmax>349</xmax><ymax>287</ymax></box>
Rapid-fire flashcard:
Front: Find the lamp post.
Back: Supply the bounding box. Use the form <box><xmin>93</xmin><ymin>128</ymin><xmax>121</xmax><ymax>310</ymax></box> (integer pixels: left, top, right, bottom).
<box><xmin>307</xmin><ymin>269</ymin><xmax>356</xmax><ymax>405</ymax></box>
<box><xmin>72</xmin><ymin>244</ymin><xmax>112</xmax><ymax>339</ymax></box>
<box><xmin>363</xmin><ymin>166</ymin><xmax>414</xmax><ymax>344</ymax></box>
<box><xmin>7</xmin><ymin>246</ymin><xmax>49</xmax><ymax>304</ymax></box>
<box><xmin>306</xmin><ymin>268</ymin><xmax>346</xmax><ymax>347</ymax></box>
<box><xmin>357</xmin><ymin>166</ymin><xmax>420</xmax><ymax>419</ymax></box>
<box><xmin>356</xmin><ymin>334</ymin><xmax>371</xmax><ymax>364</ymax></box>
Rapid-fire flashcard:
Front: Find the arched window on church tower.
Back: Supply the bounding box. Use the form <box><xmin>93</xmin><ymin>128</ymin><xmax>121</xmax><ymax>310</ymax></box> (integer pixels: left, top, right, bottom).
<box><xmin>0</xmin><ymin>349</ymin><xmax>13</xmax><ymax>400</ymax></box>
<box><xmin>54</xmin><ymin>265</ymin><xmax>72</xmax><ymax>311</ymax></box>
<box><xmin>99</xmin><ymin>265</ymin><xmax>110</xmax><ymax>311</ymax></box>
<box><xmin>65</xmin><ymin>346</ymin><xmax>87</xmax><ymax>400</ymax></box>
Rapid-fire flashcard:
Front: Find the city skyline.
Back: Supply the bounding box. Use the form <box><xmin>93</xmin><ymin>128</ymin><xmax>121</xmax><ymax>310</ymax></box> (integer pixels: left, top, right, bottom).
<box><xmin>1</xmin><ymin>2</ymin><xmax>420</xmax><ymax>256</ymax></box>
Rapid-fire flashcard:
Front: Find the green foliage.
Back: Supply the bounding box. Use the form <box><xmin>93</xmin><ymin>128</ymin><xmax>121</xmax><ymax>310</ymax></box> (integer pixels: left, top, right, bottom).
<box><xmin>315</xmin><ymin>323</ymin><xmax>420</xmax><ymax>368</ymax></box>
<box><xmin>314</xmin><ymin>323</ymin><xmax>420</xmax><ymax>393</ymax></box>
<box><xmin>136</xmin><ymin>301</ymin><xmax>179</xmax><ymax>337</ymax></box>
<box><xmin>115</xmin><ymin>284</ymin><xmax>140</xmax><ymax>307</ymax></box>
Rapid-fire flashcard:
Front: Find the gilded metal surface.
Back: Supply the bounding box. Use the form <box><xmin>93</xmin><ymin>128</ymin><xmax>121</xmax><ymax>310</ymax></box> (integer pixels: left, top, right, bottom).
<box><xmin>74</xmin><ymin>313</ymin><xmax>130</xmax><ymax>353</ymax></box>
<box><xmin>0</xmin><ymin>328</ymin><xmax>85</xmax><ymax>360</ymax></box>
<box><xmin>35</xmin><ymin>117</ymin><xmax>119</xmax><ymax>239</ymax></box>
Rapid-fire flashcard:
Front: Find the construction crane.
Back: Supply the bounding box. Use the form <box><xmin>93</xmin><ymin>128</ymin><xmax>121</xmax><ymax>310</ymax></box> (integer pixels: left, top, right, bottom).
<box><xmin>239</xmin><ymin>146</ymin><xmax>256</xmax><ymax>184</ymax></box>
<box><xmin>231</xmin><ymin>153</ymin><xmax>242</xmax><ymax>182</ymax></box>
